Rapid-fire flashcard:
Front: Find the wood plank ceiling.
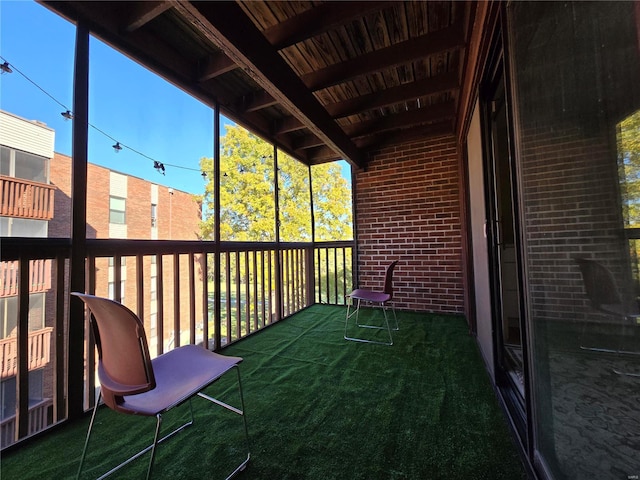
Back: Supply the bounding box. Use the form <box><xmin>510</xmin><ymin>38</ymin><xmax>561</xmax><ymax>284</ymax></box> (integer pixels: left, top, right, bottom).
<box><xmin>43</xmin><ymin>1</ymin><xmax>476</xmax><ymax>169</ymax></box>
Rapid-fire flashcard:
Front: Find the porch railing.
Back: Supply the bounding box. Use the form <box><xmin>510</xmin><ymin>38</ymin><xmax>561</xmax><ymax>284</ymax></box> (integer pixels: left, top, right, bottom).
<box><xmin>0</xmin><ymin>176</ymin><xmax>55</xmax><ymax>221</ymax></box>
<box><xmin>0</xmin><ymin>237</ymin><xmax>353</xmax><ymax>450</ymax></box>
<box><xmin>0</xmin><ymin>259</ymin><xmax>52</xmax><ymax>297</ymax></box>
<box><xmin>0</xmin><ymin>327</ymin><xmax>54</xmax><ymax>379</ymax></box>
<box><xmin>0</xmin><ymin>399</ymin><xmax>52</xmax><ymax>449</ymax></box>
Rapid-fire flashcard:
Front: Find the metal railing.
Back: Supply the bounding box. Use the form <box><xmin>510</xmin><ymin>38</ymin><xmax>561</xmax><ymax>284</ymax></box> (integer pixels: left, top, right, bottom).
<box><xmin>0</xmin><ymin>237</ymin><xmax>354</xmax><ymax>449</ymax></box>
<box><xmin>0</xmin><ymin>176</ymin><xmax>55</xmax><ymax>220</ymax></box>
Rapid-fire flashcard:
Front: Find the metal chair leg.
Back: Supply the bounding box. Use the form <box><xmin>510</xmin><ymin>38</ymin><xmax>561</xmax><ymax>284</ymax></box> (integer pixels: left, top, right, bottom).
<box><xmin>79</xmin><ymin>396</ymin><xmax>194</xmax><ymax>480</ymax></box>
<box><xmin>197</xmin><ymin>366</ymin><xmax>251</xmax><ymax>480</ymax></box>
<box><xmin>345</xmin><ymin>298</ymin><xmax>394</xmax><ymax>346</ymax></box>
<box><xmin>77</xmin><ymin>391</ymin><xmax>102</xmax><ymax>480</ymax></box>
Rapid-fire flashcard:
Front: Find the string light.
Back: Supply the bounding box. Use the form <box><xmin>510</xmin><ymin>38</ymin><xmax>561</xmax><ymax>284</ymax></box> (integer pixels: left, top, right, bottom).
<box><xmin>153</xmin><ymin>161</ymin><xmax>165</xmax><ymax>175</ymax></box>
<box><xmin>1</xmin><ymin>55</ymin><xmax>207</xmax><ymax>179</ymax></box>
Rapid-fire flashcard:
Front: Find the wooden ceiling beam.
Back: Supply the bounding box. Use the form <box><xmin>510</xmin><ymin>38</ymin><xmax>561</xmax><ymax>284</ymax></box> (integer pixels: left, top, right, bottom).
<box><xmin>242</xmin><ymin>90</ymin><xmax>278</xmax><ymax>113</ymax></box>
<box><xmin>324</xmin><ymin>71</ymin><xmax>459</xmax><ymax>119</ymax></box>
<box><xmin>343</xmin><ymin>101</ymin><xmax>456</xmax><ymax>138</ymax></box>
<box><xmin>198</xmin><ymin>52</ymin><xmax>238</xmax><ymax>82</ymax></box>
<box><xmin>124</xmin><ymin>1</ymin><xmax>173</xmax><ymax>32</ymax></box>
<box><xmin>302</xmin><ymin>22</ymin><xmax>465</xmax><ymax>92</ymax></box>
<box><xmin>177</xmin><ymin>1</ymin><xmax>364</xmax><ymax>168</ymax></box>
<box><xmin>306</xmin><ymin>146</ymin><xmax>343</xmax><ymax>164</ymax></box>
<box><xmin>355</xmin><ymin>121</ymin><xmax>454</xmax><ymax>150</ymax></box>
<box><xmin>262</xmin><ymin>1</ymin><xmax>394</xmax><ymax>50</ymax></box>
<box><xmin>294</xmin><ymin>134</ymin><xmax>325</xmax><ymax>150</ymax></box>
<box><xmin>274</xmin><ymin>116</ymin><xmax>306</xmax><ymax>135</ymax></box>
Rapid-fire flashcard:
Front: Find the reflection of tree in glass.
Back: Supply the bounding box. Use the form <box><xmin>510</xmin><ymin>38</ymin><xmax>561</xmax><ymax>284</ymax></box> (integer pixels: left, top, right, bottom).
<box><xmin>618</xmin><ymin>110</ymin><xmax>640</xmax><ymax>227</ymax></box>
<box><xmin>198</xmin><ymin>125</ymin><xmax>353</xmax><ymax>242</ymax></box>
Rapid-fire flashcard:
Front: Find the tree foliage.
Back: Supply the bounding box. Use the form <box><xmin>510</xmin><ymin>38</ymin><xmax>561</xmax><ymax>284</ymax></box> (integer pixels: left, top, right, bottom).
<box><xmin>199</xmin><ymin>125</ymin><xmax>353</xmax><ymax>242</ymax></box>
<box><xmin>618</xmin><ymin>110</ymin><xmax>640</xmax><ymax>226</ymax></box>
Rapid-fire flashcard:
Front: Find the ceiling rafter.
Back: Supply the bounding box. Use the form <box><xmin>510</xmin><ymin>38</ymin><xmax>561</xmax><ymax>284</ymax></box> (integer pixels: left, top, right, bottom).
<box><xmin>294</xmin><ymin>134</ymin><xmax>325</xmax><ymax>151</ymax></box>
<box><xmin>324</xmin><ymin>71</ymin><xmax>459</xmax><ymax>119</ymax></box>
<box><xmin>260</xmin><ymin>1</ymin><xmax>394</xmax><ymax>50</ymax></box>
<box><xmin>301</xmin><ymin>22</ymin><xmax>465</xmax><ymax>92</ymax></box>
<box><xmin>306</xmin><ymin>146</ymin><xmax>343</xmax><ymax>164</ymax></box>
<box><xmin>242</xmin><ymin>90</ymin><xmax>278</xmax><ymax>113</ymax></box>
<box><xmin>343</xmin><ymin>101</ymin><xmax>456</xmax><ymax>139</ymax></box>
<box><xmin>274</xmin><ymin>116</ymin><xmax>306</xmax><ymax>135</ymax></box>
<box><xmin>198</xmin><ymin>52</ymin><xmax>238</xmax><ymax>82</ymax></box>
<box><xmin>354</xmin><ymin>121</ymin><xmax>454</xmax><ymax>150</ymax></box>
<box><xmin>124</xmin><ymin>1</ymin><xmax>174</xmax><ymax>32</ymax></box>
<box><xmin>175</xmin><ymin>0</ymin><xmax>364</xmax><ymax>168</ymax></box>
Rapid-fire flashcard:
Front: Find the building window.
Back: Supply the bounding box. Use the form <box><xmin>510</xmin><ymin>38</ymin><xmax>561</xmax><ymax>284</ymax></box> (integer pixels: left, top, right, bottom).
<box><xmin>151</xmin><ymin>203</ymin><xmax>157</xmax><ymax>228</ymax></box>
<box><xmin>107</xmin><ymin>257</ymin><xmax>126</xmax><ymax>267</ymax></box>
<box><xmin>109</xmin><ymin>196</ymin><xmax>126</xmax><ymax>224</ymax></box>
<box><xmin>0</xmin><ymin>146</ymin><xmax>49</xmax><ymax>184</ymax></box>
<box><xmin>108</xmin><ymin>280</ymin><xmax>126</xmax><ymax>302</ymax></box>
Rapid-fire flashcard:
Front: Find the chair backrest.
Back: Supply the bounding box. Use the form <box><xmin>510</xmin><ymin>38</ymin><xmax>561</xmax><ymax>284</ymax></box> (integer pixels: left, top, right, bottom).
<box><xmin>72</xmin><ymin>293</ymin><xmax>155</xmax><ymax>412</ymax></box>
<box><xmin>383</xmin><ymin>261</ymin><xmax>399</xmax><ymax>297</ymax></box>
<box><xmin>575</xmin><ymin>258</ymin><xmax>622</xmax><ymax>308</ymax></box>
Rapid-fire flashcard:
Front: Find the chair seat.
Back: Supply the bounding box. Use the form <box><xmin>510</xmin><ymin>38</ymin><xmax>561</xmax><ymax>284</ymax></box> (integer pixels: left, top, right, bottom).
<box><xmin>114</xmin><ymin>345</ymin><xmax>242</xmax><ymax>416</ymax></box>
<box><xmin>348</xmin><ymin>289</ymin><xmax>390</xmax><ymax>303</ymax></box>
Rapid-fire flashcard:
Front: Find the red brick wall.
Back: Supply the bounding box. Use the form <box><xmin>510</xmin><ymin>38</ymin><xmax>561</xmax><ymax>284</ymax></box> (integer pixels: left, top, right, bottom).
<box><xmin>519</xmin><ymin>123</ymin><xmax>627</xmax><ymax>323</ymax></box>
<box><xmin>49</xmin><ymin>153</ymin><xmax>202</xmax><ymax>241</ymax></box>
<box><xmin>354</xmin><ymin>135</ymin><xmax>465</xmax><ymax>314</ymax></box>
<box><xmin>48</xmin><ymin>153</ymin><xmax>205</xmax><ymax>346</ymax></box>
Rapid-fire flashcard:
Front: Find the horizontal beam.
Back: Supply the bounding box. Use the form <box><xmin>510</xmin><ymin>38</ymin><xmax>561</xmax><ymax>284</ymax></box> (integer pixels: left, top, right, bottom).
<box><xmin>302</xmin><ymin>22</ymin><xmax>465</xmax><ymax>91</ymax></box>
<box><xmin>262</xmin><ymin>1</ymin><xmax>394</xmax><ymax>50</ymax></box>
<box><xmin>324</xmin><ymin>71</ymin><xmax>459</xmax><ymax>119</ymax></box>
<box><xmin>343</xmin><ymin>101</ymin><xmax>456</xmax><ymax>138</ymax></box>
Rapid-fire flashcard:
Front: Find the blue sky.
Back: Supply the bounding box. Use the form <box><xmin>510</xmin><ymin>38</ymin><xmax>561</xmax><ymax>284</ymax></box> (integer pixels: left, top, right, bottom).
<box><xmin>0</xmin><ymin>1</ymin><xmax>231</xmax><ymax>194</ymax></box>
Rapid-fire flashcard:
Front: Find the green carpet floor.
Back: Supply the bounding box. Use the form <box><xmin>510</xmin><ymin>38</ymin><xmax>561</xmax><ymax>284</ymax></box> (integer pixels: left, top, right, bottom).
<box><xmin>3</xmin><ymin>305</ymin><xmax>526</xmax><ymax>479</ymax></box>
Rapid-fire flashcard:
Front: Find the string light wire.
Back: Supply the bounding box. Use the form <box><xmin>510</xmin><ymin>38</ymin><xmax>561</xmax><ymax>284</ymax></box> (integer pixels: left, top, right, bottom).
<box><xmin>0</xmin><ymin>55</ymin><xmax>206</xmax><ymax>176</ymax></box>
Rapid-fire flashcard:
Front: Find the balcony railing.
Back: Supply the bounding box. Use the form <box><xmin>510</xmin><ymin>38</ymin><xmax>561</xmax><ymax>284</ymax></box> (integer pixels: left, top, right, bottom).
<box><xmin>0</xmin><ymin>259</ymin><xmax>52</xmax><ymax>297</ymax></box>
<box><xmin>0</xmin><ymin>398</ymin><xmax>52</xmax><ymax>449</ymax></box>
<box><xmin>0</xmin><ymin>327</ymin><xmax>54</xmax><ymax>379</ymax></box>
<box><xmin>0</xmin><ymin>237</ymin><xmax>354</xmax><ymax>449</ymax></box>
<box><xmin>0</xmin><ymin>175</ymin><xmax>55</xmax><ymax>221</ymax></box>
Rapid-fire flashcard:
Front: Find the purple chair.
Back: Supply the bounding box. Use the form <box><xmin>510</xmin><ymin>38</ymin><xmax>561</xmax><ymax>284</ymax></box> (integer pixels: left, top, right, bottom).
<box><xmin>72</xmin><ymin>293</ymin><xmax>250</xmax><ymax>480</ymax></box>
<box><xmin>345</xmin><ymin>261</ymin><xmax>399</xmax><ymax>346</ymax></box>
<box><xmin>575</xmin><ymin>258</ymin><xmax>640</xmax><ymax>376</ymax></box>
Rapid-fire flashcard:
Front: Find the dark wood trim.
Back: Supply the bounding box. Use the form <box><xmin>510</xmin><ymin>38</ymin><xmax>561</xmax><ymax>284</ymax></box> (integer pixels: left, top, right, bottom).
<box><xmin>123</xmin><ymin>1</ymin><xmax>172</xmax><ymax>32</ymax></box>
<box><xmin>262</xmin><ymin>1</ymin><xmax>394</xmax><ymax>50</ymax></box>
<box><xmin>343</xmin><ymin>101</ymin><xmax>456</xmax><ymax>138</ymax></box>
<box><xmin>180</xmin><ymin>1</ymin><xmax>365</xmax><ymax>168</ymax></box>
<box><xmin>16</xmin><ymin>259</ymin><xmax>30</xmax><ymax>439</ymax></box>
<box><xmin>198</xmin><ymin>52</ymin><xmax>238</xmax><ymax>82</ymax></box>
<box><xmin>67</xmin><ymin>22</ymin><xmax>90</xmax><ymax>421</ymax></box>
<box><xmin>324</xmin><ymin>72</ymin><xmax>459</xmax><ymax>119</ymax></box>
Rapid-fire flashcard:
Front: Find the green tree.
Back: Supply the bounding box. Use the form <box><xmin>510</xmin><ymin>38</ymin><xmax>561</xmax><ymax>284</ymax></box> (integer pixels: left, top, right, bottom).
<box><xmin>312</xmin><ymin>162</ymin><xmax>353</xmax><ymax>241</ymax></box>
<box><xmin>199</xmin><ymin>125</ymin><xmax>353</xmax><ymax>241</ymax></box>
<box><xmin>618</xmin><ymin>110</ymin><xmax>640</xmax><ymax>226</ymax></box>
<box><xmin>278</xmin><ymin>151</ymin><xmax>312</xmax><ymax>241</ymax></box>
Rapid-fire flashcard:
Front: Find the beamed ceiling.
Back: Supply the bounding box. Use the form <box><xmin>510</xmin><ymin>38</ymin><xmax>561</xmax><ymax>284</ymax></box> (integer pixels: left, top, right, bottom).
<box><xmin>42</xmin><ymin>1</ymin><xmax>481</xmax><ymax>170</ymax></box>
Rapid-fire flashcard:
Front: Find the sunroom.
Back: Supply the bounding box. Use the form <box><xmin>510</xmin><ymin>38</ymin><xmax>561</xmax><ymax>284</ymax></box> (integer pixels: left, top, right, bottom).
<box><xmin>1</xmin><ymin>2</ymin><xmax>640</xmax><ymax>480</ymax></box>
